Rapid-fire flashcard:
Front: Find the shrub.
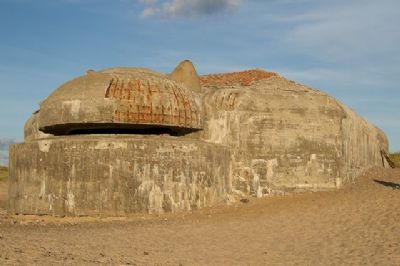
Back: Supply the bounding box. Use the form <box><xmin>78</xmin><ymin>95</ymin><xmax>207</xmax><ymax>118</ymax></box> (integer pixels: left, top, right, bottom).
<box><xmin>389</xmin><ymin>152</ymin><xmax>400</xmax><ymax>168</ymax></box>
<box><xmin>0</xmin><ymin>166</ymin><xmax>7</xmax><ymax>181</ymax></box>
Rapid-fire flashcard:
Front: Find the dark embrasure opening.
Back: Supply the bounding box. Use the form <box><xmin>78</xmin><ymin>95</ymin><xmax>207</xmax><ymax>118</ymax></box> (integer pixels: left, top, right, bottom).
<box><xmin>40</xmin><ymin>123</ymin><xmax>200</xmax><ymax>137</ymax></box>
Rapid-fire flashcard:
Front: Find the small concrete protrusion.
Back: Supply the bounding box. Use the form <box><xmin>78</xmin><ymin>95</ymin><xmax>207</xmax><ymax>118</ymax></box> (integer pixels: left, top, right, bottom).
<box><xmin>170</xmin><ymin>60</ymin><xmax>202</xmax><ymax>93</ymax></box>
<box><xmin>335</xmin><ymin>178</ymin><xmax>342</xmax><ymax>188</ymax></box>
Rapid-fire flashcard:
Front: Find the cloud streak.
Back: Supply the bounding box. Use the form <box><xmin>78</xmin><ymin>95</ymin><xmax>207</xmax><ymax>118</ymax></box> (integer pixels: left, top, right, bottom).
<box><xmin>141</xmin><ymin>0</ymin><xmax>241</xmax><ymax>18</ymax></box>
<box><xmin>281</xmin><ymin>1</ymin><xmax>400</xmax><ymax>62</ymax></box>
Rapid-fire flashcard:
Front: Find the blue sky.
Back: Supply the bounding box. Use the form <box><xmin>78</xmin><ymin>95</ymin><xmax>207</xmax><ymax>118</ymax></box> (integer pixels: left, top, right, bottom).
<box><xmin>0</xmin><ymin>0</ymin><xmax>399</xmax><ymax>151</ymax></box>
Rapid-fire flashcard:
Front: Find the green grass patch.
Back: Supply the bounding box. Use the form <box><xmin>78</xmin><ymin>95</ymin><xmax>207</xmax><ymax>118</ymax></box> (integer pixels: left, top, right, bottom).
<box><xmin>0</xmin><ymin>166</ymin><xmax>8</xmax><ymax>181</ymax></box>
<box><xmin>389</xmin><ymin>152</ymin><xmax>400</xmax><ymax>168</ymax></box>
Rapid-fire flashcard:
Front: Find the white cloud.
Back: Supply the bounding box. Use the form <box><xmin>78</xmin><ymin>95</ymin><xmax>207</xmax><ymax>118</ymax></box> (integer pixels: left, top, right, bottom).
<box><xmin>140</xmin><ymin>0</ymin><xmax>157</xmax><ymax>4</ymax></box>
<box><xmin>140</xmin><ymin>0</ymin><xmax>241</xmax><ymax>18</ymax></box>
<box><xmin>142</xmin><ymin>7</ymin><xmax>158</xmax><ymax>17</ymax></box>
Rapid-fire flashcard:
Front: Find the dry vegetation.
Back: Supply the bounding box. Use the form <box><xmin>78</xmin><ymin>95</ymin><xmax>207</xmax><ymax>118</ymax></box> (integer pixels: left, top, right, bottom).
<box><xmin>390</xmin><ymin>152</ymin><xmax>400</xmax><ymax>168</ymax></box>
<box><xmin>0</xmin><ymin>166</ymin><xmax>7</xmax><ymax>181</ymax></box>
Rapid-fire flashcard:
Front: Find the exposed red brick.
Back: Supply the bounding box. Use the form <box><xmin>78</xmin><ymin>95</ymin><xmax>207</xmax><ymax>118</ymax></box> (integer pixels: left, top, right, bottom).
<box><xmin>200</xmin><ymin>69</ymin><xmax>277</xmax><ymax>87</ymax></box>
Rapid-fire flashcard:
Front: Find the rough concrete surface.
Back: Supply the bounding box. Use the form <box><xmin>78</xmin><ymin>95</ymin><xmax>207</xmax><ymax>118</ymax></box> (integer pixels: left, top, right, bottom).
<box><xmin>8</xmin><ymin>60</ymin><xmax>391</xmax><ymax>216</ymax></box>
<box><xmin>38</xmin><ymin>67</ymin><xmax>203</xmax><ymax>134</ymax></box>
<box><xmin>201</xmin><ymin>73</ymin><xmax>388</xmax><ymax>196</ymax></box>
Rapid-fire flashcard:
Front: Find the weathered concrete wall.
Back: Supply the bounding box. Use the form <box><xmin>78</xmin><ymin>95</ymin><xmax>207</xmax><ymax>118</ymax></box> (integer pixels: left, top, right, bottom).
<box><xmin>8</xmin><ymin>135</ymin><xmax>230</xmax><ymax>216</ymax></box>
<box><xmin>201</xmin><ymin>75</ymin><xmax>388</xmax><ymax>196</ymax></box>
<box><xmin>339</xmin><ymin>105</ymin><xmax>389</xmax><ymax>182</ymax></box>
<box><xmin>24</xmin><ymin>113</ymin><xmax>53</xmax><ymax>141</ymax></box>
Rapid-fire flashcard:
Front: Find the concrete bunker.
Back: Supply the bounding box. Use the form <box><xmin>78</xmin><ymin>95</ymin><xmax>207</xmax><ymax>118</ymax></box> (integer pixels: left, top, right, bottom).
<box><xmin>8</xmin><ymin>60</ymin><xmax>391</xmax><ymax>216</ymax></box>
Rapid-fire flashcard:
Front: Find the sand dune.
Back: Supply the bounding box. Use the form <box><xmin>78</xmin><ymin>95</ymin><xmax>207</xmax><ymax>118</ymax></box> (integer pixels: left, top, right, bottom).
<box><xmin>0</xmin><ymin>167</ymin><xmax>399</xmax><ymax>265</ymax></box>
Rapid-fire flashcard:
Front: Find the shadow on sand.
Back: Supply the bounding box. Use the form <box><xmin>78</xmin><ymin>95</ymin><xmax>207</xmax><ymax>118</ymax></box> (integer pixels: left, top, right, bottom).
<box><xmin>373</xmin><ymin>179</ymin><xmax>400</xmax><ymax>190</ymax></box>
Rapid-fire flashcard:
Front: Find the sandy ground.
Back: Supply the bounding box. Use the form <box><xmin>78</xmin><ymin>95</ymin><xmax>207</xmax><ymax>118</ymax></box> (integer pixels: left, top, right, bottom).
<box><xmin>0</xmin><ymin>167</ymin><xmax>399</xmax><ymax>265</ymax></box>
